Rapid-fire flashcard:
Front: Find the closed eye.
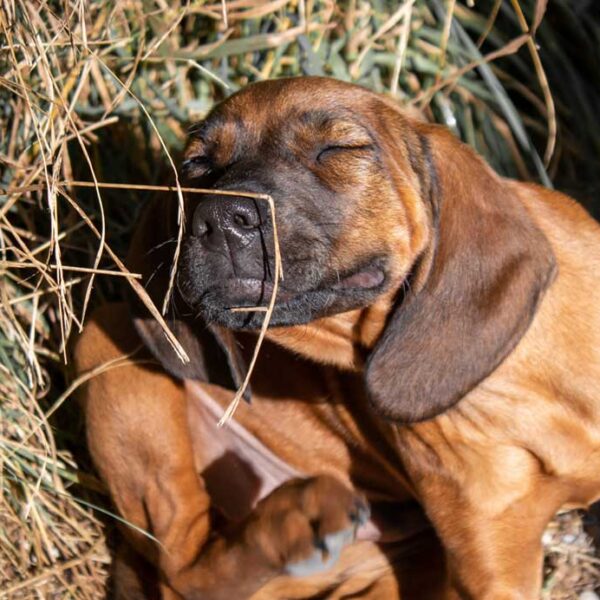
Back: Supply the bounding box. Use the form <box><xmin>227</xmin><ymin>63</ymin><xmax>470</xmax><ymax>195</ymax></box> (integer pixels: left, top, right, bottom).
<box><xmin>316</xmin><ymin>144</ymin><xmax>374</xmax><ymax>164</ymax></box>
<box><xmin>182</xmin><ymin>155</ymin><xmax>212</xmax><ymax>179</ymax></box>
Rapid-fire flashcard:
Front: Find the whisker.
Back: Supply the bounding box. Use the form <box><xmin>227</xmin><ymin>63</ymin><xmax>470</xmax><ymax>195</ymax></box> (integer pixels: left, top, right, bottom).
<box><xmin>144</xmin><ymin>261</ymin><xmax>164</xmax><ymax>289</ymax></box>
<box><xmin>144</xmin><ymin>237</ymin><xmax>177</xmax><ymax>256</ymax></box>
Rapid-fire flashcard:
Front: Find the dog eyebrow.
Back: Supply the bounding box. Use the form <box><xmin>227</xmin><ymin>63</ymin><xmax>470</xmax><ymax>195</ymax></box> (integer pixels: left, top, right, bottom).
<box><xmin>295</xmin><ymin>110</ymin><xmax>372</xmax><ymax>141</ymax></box>
<box><xmin>188</xmin><ymin>114</ymin><xmax>235</xmax><ymax>142</ymax></box>
<box><xmin>297</xmin><ymin>110</ymin><xmax>342</xmax><ymax>127</ymax></box>
<box><xmin>187</xmin><ymin>115</ymin><xmax>249</xmax><ymax>167</ymax></box>
<box><xmin>187</xmin><ymin>119</ymin><xmax>210</xmax><ymax>139</ymax></box>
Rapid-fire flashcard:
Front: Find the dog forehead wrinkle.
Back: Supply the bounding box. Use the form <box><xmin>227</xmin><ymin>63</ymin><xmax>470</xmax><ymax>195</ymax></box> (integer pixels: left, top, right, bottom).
<box><xmin>297</xmin><ymin>109</ymin><xmax>342</xmax><ymax>126</ymax></box>
<box><xmin>294</xmin><ymin>109</ymin><xmax>367</xmax><ymax>131</ymax></box>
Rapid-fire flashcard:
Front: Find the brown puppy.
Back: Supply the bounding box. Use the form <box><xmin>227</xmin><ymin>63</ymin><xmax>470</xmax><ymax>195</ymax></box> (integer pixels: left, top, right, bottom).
<box><xmin>74</xmin><ymin>77</ymin><xmax>600</xmax><ymax>599</ymax></box>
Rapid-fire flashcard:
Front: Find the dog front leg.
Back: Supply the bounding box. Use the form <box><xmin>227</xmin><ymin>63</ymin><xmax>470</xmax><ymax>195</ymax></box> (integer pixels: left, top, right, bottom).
<box><xmin>404</xmin><ymin>445</ymin><xmax>565</xmax><ymax>600</ymax></box>
<box><xmin>74</xmin><ymin>304</ymin><xmax>216</xmax><ymax>596</ymax></box>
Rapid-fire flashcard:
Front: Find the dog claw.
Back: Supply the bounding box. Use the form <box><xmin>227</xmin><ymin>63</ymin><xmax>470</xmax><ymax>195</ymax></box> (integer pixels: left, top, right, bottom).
<box><xmin>285</xmin><ymin>547</ymin><xmax>339</xmax><ymax>577</ymax></box>
<box><xmin>351</xmin><ymin>502</ymin><xmax>370</xmax><ymax>527</ymax></box>
<box><xmin>323</xmin><ymin>527</ymin><xmax>355</xmax><ymax>555</ymax></box>
<box><xmin>284</xmin><ymin>526</ymin><xmax>358</xmax><ymax>577</ymax></box>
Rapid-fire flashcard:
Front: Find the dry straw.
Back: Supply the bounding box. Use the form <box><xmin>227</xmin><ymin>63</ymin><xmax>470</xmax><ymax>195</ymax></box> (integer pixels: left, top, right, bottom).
<box><xmin>1</xmin><ymin>0</ymin><xmax>598</xmax><ymax>596</ymax></box>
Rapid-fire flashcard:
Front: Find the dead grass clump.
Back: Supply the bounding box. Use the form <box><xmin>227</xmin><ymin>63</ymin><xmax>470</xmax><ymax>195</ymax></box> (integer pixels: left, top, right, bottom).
<box><xmin>543</xmin><ymin>511</ymin><xmax>600</xmax><ymax>599</ymax></box>
<box><xmin>0</xmin><ymin>307</ymin><xmax>108</xmax><ymax>595</ymax></box>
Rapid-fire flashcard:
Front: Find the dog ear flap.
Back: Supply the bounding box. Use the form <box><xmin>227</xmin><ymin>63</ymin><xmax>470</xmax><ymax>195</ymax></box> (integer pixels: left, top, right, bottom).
<box><xmin>133</xmin><ymin>314</ymin><xmax>248</xmax><ymax>396</ymax></box>
<box><xmin>365</xmin><ymin>126</ymin><xmax>556</xmax><ymax>422</ymax></box>
<box><xmin>127</xmin><ymin>195</ymin><xmax>249</xmax><ymax>397</ymax></box>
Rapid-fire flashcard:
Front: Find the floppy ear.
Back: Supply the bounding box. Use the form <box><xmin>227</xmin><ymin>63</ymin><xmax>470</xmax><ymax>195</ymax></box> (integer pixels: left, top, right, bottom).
<box><xmin>127</xmin><ymin>195</ymin><xmax>248</xmax><ymax>397</ymax></box>
<box><xmin>365</xmin><ymin>125</ymin><xmax>557</xmax><ymax>422</ymax></box>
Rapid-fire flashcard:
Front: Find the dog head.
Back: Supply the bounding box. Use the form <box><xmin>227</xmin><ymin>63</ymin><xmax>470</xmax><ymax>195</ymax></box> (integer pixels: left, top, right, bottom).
<box><xmin>177</xmin><ymin>77</ymin><xmax>431</xmax><ymax>330</ymax></box>
<box><xmin>133</xmin><ymin>76</ymin><xmax>556</xmax><ymax>421</ymax></box>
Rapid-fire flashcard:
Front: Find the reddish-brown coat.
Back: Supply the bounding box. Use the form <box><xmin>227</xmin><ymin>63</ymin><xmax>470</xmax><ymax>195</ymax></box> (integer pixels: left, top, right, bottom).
<box><xmin>74</xmin><ymin>78</ymin><xmax>600</xmax><ymax>599</ymax></box>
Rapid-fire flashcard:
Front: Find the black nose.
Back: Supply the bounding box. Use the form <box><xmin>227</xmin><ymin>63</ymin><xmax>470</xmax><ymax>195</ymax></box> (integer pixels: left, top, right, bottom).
<box><xmin>192</xmin><ymin>196</ymin><xmax>262</xmax><ymax>250</ymax></box>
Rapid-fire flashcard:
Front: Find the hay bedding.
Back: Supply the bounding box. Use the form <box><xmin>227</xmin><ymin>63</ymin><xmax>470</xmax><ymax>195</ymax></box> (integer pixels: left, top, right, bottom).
<box><xmin>1</xmin><ymin>0</ymin><xmax>599</xmax><ymax>597</ymax></box>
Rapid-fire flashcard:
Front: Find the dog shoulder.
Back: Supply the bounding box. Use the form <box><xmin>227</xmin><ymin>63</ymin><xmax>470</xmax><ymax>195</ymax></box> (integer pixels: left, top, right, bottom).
<box><xmin>72</xmin><ymin>302</ymin><xmax>144</xmax><ymax>373</ymax></box>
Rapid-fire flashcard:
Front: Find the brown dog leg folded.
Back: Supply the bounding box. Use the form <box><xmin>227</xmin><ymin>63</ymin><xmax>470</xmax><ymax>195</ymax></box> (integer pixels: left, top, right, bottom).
<box><xmin>74</xmin><ymin>303</ymin><xmax>369</xmax><ymax>599</ymax></box>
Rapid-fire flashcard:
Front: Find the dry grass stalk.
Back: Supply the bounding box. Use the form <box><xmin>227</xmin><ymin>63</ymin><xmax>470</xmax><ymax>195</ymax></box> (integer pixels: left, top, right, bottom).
<box><xmin>218</xmin><ymin>193</ymin><xmax>283</xmax><ymax>426</ymax></box>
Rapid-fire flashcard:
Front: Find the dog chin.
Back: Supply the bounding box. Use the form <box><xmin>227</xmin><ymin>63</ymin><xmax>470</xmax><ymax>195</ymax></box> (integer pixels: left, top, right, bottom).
<box><xmin>192</xmin><ymin>277</ymin><xmax>387</xmax><ymax>331</ymax></box>
<box><xmin>178</xmin><ymin>256</ymin><xmax>389</xmax><ymax>329</ymax></box>
<box><xmin>195</xmin><ymin>288</ymin><xmax>335</xmax><ymax>329</ymax></box>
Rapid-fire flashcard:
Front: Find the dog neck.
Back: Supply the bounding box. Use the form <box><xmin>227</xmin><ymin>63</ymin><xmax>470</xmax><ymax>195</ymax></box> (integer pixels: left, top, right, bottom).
<box><xmin>266</xmin><ymin>290</ymin><xmax>396</xmax><ymax>371</ymax></box>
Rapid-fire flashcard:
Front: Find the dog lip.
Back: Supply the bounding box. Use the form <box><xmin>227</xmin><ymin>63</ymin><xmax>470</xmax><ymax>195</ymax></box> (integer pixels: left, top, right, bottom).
<box><xmin>222</xmin><ymin>264</ymin><xmax>385</xmax><ymax>307</ymax></box>
<box><xmin>220</xmin><ymin>278</ymin><xmax>295</xmax><ymax>307</ymax></box>
<box><xmin>331</xmin><ymin>267</ymin><xmax>385</xmax><ymax>291</ymax></box>
<box><xmin>197</xmin><ymin>259</ymin><xmax>388</xmax><ymax>309</ymax></box>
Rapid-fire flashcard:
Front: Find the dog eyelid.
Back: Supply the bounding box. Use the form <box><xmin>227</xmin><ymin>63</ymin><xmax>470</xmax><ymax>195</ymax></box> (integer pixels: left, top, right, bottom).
<box><xmin>316</xmin><ymin>143</ymin><xmax>374</xmax><ymax>163</ymax></box>
<box><xmin>181</xmin><ymin>155</ymin><xmax>212</xmax><ymax>178</ymax></box>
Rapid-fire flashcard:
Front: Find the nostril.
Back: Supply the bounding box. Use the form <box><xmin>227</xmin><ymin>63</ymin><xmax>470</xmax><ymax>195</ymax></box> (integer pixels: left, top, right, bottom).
<box><xmin>233</xmin><ymin>212</ymin><xmax>257</xmax><ymax>230</ymax></box>
<box><xmin>193</xmin><ymin>216</ymin><xmax>212</xmax><ymax>238</ymax></box>
<box><xmin>198</xmin><ymin>220</ymin><xmax>212</xmax><ymax>237</ymax></box>
<box><xmin>233</xmin><ymin>213</ymin><xmax>254</xmax><ymax>229</ymax></box>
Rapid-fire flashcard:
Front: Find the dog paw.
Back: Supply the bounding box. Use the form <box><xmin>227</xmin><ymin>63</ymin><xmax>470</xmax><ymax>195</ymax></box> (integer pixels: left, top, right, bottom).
<box><xmin>244</xmin><ymin>475</ymin><xmax>369</xmax><ymax>578</ymax></box>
